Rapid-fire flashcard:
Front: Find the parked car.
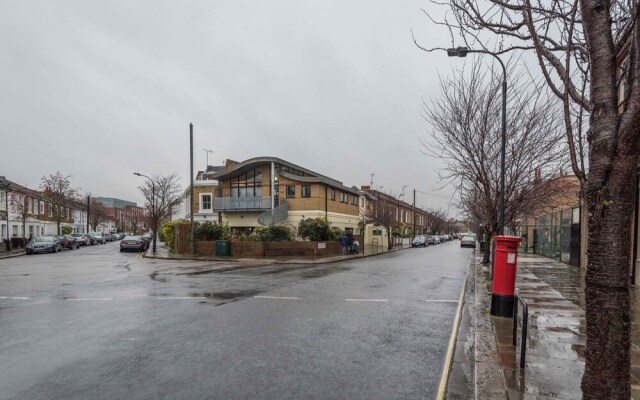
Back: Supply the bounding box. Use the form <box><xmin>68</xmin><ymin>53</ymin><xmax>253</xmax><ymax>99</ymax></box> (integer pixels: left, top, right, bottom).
<box><xmin>433</xmin><ymin>235</ymin><xmax>441</xmax><ymax>244</ymax></box>
<box><xmin>55</xmin><ymin>235</ymin><xmax>79</xmax><ymax>250</ymax></box>
<box><xmin>26</xmin><ymin>236</ymin><xmax>62</xmax><ymax>254</ymax></box>
<box><xmin>104</xmin><ymin>233</ymin><xmax>114</xmax><ymax>242</ymax></box>
<box><xmin>89</xmin><ymin>232</ymin><xmax>106</xmax><ymax>244</ymax></box>
<box><xmin>85</xmin><ymin>234</ymin><xmax>96</xmax><ymax>245</ymax></box>
<box><xmin>70</xmin><ymin>233</ymin><xmax>89</xmax><ymax>246</ymax></box>
<box><xmin>142</xmin><ymin>232</ymin><xmax>154</xmax><ymax>243</ymax></box>
<box><xmin>425</xmin><ymin>235</ymin><xmax>435</xmax><ymax>245</ymax></box>
<box><xmin>460</xmin><ymin>235</ymin><xmax>477</xmax><ymax>248</ymax></box>
<box><xmin>411</xmin><ymin>235</ymin><xmax>428</xmax><ymax>247</ymax></box>
<box><xmin>120</xmin><ymin>235</ymin><xmax>148</xmax><ymax>252</ymax></box>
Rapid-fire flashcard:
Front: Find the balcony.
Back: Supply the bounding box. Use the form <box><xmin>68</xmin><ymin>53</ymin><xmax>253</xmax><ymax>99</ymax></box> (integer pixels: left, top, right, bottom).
<box><xmin>214</xmin><ymin>196</ymin><xmax>272</xmax><ymax>211</ymax></box>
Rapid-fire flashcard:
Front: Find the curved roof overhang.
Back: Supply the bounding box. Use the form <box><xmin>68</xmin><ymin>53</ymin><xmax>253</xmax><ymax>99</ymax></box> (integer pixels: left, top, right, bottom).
<box><xmin>212</xmin><ymin>156</ymin><xmax>361</xmax><ymax>196</ymax></box>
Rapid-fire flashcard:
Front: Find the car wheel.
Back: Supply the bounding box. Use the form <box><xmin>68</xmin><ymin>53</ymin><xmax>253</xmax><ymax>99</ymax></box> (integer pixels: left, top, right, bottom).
<box><xmin>120</xmin><ymin>249</ymin><xmax>123</xmax><ymax>252</ymax></box>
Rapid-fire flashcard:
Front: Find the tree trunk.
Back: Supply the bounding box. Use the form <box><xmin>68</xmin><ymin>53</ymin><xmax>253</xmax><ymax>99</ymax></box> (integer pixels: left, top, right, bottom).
<box><xmin>482</xmin><ymin>229</ymin><xmax>494</xmax><ymax>264</ymax></box>
<box><xmin>581</xmin><ymin>156</ymin><xmax>636</xmax><ymax>399</ymax></box>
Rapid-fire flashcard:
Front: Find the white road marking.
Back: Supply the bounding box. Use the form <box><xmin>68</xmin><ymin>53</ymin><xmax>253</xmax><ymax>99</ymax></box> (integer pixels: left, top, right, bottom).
<box><xmin>345</xmin><ymin>298</ymin><xmax>389</xmax><ymax>302</ymax></box>
<box><xmin>67</xmin><ymin>298</ymin><xmax>114</xmax><ymax>301</ymax></box>
<box><xmin>254</xmin><ymin>296</ymin><xmax>302</xmax><ymax>300</ymax></box>
<box><xmin>156</xmin><ymin>297</ymin><xmax>206</xmax><ymax>300</ymax></box>
<box><xmin>0</xmin><ymin>296</ymin><xmax>30</xmax><ymax>300</ymax></box>
<box><xmin>424</xmin><ymin>299</ymin><xmax>459</xmax><ymax>303</ymax></box>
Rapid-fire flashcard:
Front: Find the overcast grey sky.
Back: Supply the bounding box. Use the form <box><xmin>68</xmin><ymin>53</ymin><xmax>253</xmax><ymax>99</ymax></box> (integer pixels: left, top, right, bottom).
<box><xmin>0</xmin><ymin>1</ymin><xmax>460</xmax><ymax>215</ymax></box>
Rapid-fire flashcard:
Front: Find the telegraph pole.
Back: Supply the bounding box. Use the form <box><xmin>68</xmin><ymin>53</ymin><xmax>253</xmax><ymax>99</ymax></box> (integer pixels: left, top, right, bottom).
<box><xmin>412</xmin><ymin>189</ymin><xmax>416</xmax><ymax>238</ymax></box>
<box><xmin>86</xmin><ymin>195</ymin><xmax>90</xmax><ymax>233</ymax></box>
<box><xmin>189</xmin><ymin>123</ymin><xmax>195</xmax><ymax>256</ymax></box>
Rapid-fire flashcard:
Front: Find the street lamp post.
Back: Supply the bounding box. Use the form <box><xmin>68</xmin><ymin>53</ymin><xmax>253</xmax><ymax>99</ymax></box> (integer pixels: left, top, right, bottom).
<box><xmin>134</xmin><ymin>172</ymin><xmax>156</xmax><ymax>252</ymax></box>
<box><xmin>447</xmin><ymin>46</ymin><xmax>506</xmax><ymax>236</ymax></box>
<box><xmin>0</xmin><ymin>179</ymin><xmax>10</xmax><ymax>249</ymax></box>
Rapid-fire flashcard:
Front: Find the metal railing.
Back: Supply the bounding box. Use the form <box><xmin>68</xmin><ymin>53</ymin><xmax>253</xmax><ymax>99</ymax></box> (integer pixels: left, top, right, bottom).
<box><xmin>512</xmin><ymin>293</ymin><xmax>529</xmax><ymax>369</ymax></box>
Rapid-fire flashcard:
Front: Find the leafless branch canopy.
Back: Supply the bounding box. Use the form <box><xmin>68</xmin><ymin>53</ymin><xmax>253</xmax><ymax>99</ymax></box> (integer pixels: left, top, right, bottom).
<box><xmin>421</xmin><ymin>61</ymin><xmax>568</xmax><ymax>232</ymax></box>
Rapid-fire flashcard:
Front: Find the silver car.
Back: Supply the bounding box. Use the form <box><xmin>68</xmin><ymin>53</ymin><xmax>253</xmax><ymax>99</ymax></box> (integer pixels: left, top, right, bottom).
<box><xmin>26</xmin><ymin>236</ymin><xmax>62</xmax><ymax>254</ymax></box>
<box><xmin>89</xmin><ymin>232</ymin><xmax>106</xmax><ymax>244</ymax></box>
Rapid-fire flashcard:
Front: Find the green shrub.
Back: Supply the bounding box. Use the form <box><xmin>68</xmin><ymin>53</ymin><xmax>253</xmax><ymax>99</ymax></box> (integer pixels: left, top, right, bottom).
<box><xmin>61</xmin><ymin>226</ymin><xmax>73</xmax><ymax>235</ymax></box>
<box><xmin>194</xmin><ymin>222</ymin><xmax>230</xmax><ymax>241</ymax></box>
<box><xmin>161</xmin><ymin>219</ymin><xmax>189</xmax><ymax>250</ymax></box>
<box><xmin>298</xmin><ymin>217</ymin><xmax>339</xmax><ymax>241</ymax></box>
<box><xmin>251</xmin><ymin>225</ymin><xmax>293</xmax><ymax>241</ymax></box>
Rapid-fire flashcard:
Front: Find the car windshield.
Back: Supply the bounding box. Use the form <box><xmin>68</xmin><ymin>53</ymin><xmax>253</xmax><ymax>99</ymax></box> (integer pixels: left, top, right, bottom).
<box><xmin>55</xmin><ymin>236</ymin><xmax>64</xmax><ymax>239</ymax></box>
<box><xmin>462</xmin><ymin>236</ymin><xmax>474</xmax><ymax>240</ymax></box>
<box><xmin>71</xmin><ymin>234</ymin><xmax>82</xmax><ymax>237</ymax></box>
<box><xmin>33</xmin><ymin>236</ymin><xmax>54</xmax><ymax>242</ymax></box>
<box><xmin>123</xmin><ymin>236</ymin><xmax>142</xmax><ymax>241</ymax></box>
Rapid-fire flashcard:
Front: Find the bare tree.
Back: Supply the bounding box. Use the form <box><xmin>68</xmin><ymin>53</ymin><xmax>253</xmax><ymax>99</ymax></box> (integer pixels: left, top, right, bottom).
<box><xmin>40</xmin><ymin>172</ymin><xmax>79</xmax><ymax>235</ymax></box>
<box><xmin>418</xmin><ymin>1</ymin><xmax>640</xmax><ymax>396</ymax></box>
<box><xmin>422</xmin><ymin>62</ymin><xmax>567</xmax><ymax>261</ymax></box>
<box><xmin>10</xmin><ymin>193</ymin><xmax>31</xmax><ymax>243</ymax></box>
<box><xmin>426</xmin><ymin>209</ymin><xmax>449</xmax><ymax>234</ymax></box>
<box><xmin>137</xmin><ymin>174</ymin><xmax>182</xmax><ymax>252</ymax></box>
<box><xmin>366</xmin><ymin>191</ymin><xmax>402</xmax><ymax>250</ymax></box>
<box><xmin>90</xmin><ymin>201</ymin><xmax>106</xmax><ymax>232</ymax></box>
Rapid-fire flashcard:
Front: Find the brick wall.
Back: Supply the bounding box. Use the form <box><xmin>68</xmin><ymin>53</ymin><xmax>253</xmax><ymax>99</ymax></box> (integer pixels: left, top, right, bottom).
<box><xmin>174</xmin><ymin>223</ymin><xmax>342</xmax><ymax>258</ymax></box>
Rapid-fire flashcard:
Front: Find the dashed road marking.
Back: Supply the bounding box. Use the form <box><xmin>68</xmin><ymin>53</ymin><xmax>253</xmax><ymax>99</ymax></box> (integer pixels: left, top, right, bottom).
<box><xmin>0</xmin><ymin>296</ymin><xmax>30</xmax><ymax>300</ymax></box>
<box><xmin>67</xmin><ymin>298</ymin><xmax>114</xmax><ymax>301</ymax></box>
<box><xmin>254</xmin><ymin>296</ymin><xmax>302</xmax><ymax>300</ymax></box>
<box><xmin>156</xmin><ymin>297</ymin><xmax>206</xmax><ymax>300</ymax></box>
<box><xmin>424</xmin><ymin>299</ymin><xmax>459</xmax><ymax>303</ymax></box>
<box><xmin>345</xmin><ymin>298</ymin><xmax>389</xmax><ymax>302</ymax></box>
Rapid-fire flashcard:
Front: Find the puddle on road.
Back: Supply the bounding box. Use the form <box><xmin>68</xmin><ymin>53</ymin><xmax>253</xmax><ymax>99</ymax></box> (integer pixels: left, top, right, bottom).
<box><xmin>149</xmin><ymin>272</ymin><xmax>167</xmax><ymax>282</ymax></box>
<box><xmin>190</xmin><ymin>290</ymin><xmax>262</xmax><ymax>306</ymax></box>
<box><xmin>298</xmin><ymin>265</ymin><xmax>351</xmax><ymax>279</ymax></box>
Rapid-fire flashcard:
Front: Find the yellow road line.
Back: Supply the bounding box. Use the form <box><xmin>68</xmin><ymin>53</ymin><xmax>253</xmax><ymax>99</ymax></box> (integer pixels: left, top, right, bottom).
<box><xmin>436</xmin><ymin>256</ymin><xmax>471</xmax><ymax>400</ymax></box>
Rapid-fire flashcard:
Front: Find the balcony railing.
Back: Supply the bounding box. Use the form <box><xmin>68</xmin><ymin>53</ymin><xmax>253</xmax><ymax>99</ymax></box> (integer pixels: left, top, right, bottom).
<box><xmin>214</xmin><ymin>196</ymin><xmax>272</xmax><ymax>211</ymax></box>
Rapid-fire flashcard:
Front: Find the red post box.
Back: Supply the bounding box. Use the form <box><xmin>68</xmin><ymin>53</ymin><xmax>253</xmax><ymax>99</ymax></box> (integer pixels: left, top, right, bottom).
<box><xmin>490</xmin><ymin>235</ymin><xmax>522</xmax><ymax>317</ymax></box>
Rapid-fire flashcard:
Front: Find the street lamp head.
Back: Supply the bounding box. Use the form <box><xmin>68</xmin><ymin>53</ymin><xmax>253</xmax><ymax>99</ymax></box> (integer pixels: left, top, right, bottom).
<box><xmin>133</xmin><ymin>172</ymin><xmax>141</xmax><ymax>177</ymax></box>
<box><xmin>447</xmin><ymin>46</ymin><xmax>469</xmax><ymax>57</ymax></box>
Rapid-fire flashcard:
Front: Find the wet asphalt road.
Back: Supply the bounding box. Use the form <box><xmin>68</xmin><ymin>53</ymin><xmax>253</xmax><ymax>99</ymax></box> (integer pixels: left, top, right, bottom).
<box><xmin>0</xmin><ymin>241</ymin><xmax>471</xmax><ymax>400</ymax></box>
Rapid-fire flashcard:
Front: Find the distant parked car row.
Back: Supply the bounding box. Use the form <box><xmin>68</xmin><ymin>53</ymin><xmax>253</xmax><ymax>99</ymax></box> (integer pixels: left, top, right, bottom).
<box><xmin>411</xmin><ymin>234</ymin><xmax>456</xmax><ymax>247</ymax></box>
<box><xmin>25</xmin><ymin>232</ymin><xmax>135</xmax><ymax>255</ymax></box>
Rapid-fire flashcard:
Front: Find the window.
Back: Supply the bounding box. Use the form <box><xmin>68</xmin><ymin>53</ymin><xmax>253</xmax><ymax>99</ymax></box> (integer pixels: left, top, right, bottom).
<box><xmin>351</xmin><ymin>196</ymin><xmax>357</xmax><ymax>205</ymax></box>
<box><xmin>301</xmin><ymin>185</ymin><xmax>311</xmax><ymax>198</ymax></box>
<box><xmin>340</xmin><ymin>192</ymin><xmax>347</xmax><ymax>203</ymax></box>
<box><xmin>286</xmin><ymin>186</ymin><xmax>295</xmax><ymax>198</ymax></box>
<box><xmin>230</xmin><ymin>167</ymin><xmax>263</xmax><ymax>197</ymax></box>
<box><xmin>331</xmin><ymin>188</ymin><xmax>336</xmax><ymax>201</ymax></box>
<box><xmin>200</xmin><ymin>194</ymin><xmax>212</xmax><ymax>211</ymax></box>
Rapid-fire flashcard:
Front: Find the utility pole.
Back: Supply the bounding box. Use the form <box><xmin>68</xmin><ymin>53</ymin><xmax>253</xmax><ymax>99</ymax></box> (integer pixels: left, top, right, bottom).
<box><xmin>86</xmin><ymin>195</ymin><xmax>90</xmax><ymax>233</ymax></box>
<box><xmin>189</xmin><ymin>123</ymin><xmax>195</xmax><ymax>256</ymax></box>
<box><xmin>412</xmin><ymin>189</ymin><xmax>416</xmax><ymax>238</ymax></box>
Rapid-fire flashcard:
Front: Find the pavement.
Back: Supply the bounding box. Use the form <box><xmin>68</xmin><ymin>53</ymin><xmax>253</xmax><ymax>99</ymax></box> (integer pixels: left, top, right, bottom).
<box><xmin>0</xmin><ymin>247</ymin><xmax>26</xmax><ymax>259</ymax></box>
<box><xmin>471</xmin><ymin>252</ymin><xmax>640</xmax><ymax>399</ymax></box>
<box><xmin>142</xmin><ymin>241</ymin><xmax>396</xmax><ymax>265</ymax></box>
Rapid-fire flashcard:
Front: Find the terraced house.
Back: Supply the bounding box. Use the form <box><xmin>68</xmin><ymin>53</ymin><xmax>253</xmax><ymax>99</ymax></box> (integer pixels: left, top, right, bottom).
<box><xmin>0</xmin><ymin>176</ymin><xmax>78</xmax><ymax>241</ymax></box>
<box><xmin>195</xmin><ymin>157</ymin><xmax>362</xmax><ymax>235</ymax></box>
